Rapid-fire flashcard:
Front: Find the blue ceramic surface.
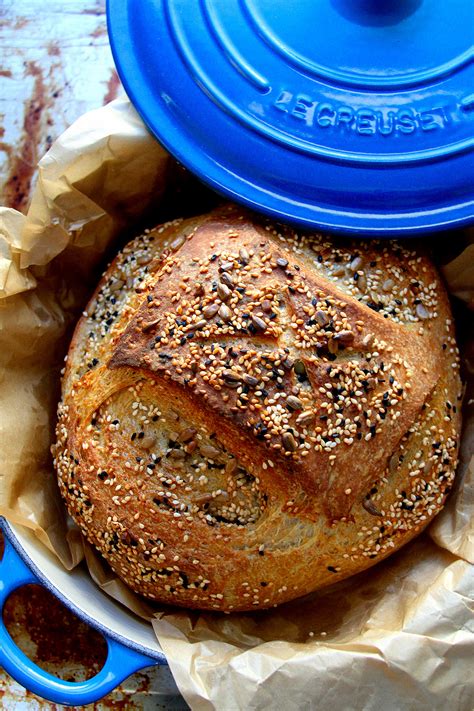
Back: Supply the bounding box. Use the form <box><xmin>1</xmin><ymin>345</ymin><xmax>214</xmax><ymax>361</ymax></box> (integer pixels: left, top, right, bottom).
<box><xmin>0</xmin><ymin>520</ymin><xmax>163</xmax><ymax>706</ymax></box>
<box><xmin>107</xmin><ymin>0</ymin><xmax>474</xmax><ymax>234</ymax></box>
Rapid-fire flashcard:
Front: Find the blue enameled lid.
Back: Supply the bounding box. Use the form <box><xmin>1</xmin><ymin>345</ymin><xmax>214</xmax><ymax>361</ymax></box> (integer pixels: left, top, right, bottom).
<box><xmin>107</xmin><ymin>0</ymin><xmax>474</xmax><ymax>235</ymax></box>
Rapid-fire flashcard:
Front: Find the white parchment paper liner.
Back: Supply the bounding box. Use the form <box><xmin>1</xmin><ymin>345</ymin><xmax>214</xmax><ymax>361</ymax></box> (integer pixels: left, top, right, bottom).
<box><xmin>0</xmin><ymin>98</ymin><xmax>472</xmax><ymax>711</ymax></box>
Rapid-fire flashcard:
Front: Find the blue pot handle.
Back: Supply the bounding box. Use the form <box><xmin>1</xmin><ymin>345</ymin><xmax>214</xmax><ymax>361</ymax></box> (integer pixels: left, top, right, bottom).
<box><xmin>0</xmin><ymin>534</ymin><xmax>159</xmax><ymax>706</ymax></box>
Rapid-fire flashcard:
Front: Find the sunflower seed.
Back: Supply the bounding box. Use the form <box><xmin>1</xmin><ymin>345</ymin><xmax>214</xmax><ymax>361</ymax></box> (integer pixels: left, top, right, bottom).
<box><xmin>184</xmin><ymin>319</ymin><xmax>207</xmax><ymax>332</ymax></box>
<box><xmin>139</xmin><ymin>435</ymin><xmax>156</xmax><ymax>450</ymax></box>
<box><xmin>217</xmin><ymin>283</ymin><xmax>231</xmax><ymax>301</ymax></box>
<box><xmin>328</xmin><ymin>338</ymin><xmax>339</xmax><ymax>354</ymax></box>
<box><xmin>142</xmin><ymin>319</ymin><xmax>160</xmax><ymax>333</ymax></box>
<box><xmin>243</xmin><ymin>374</ymin><xmax>259</xmax><ymax>388</ymax></box>
<box><xmin>382</xmin><ymin>278</ymin><xmax>394</xmax><ymax>292</ymax></box>
<box><xmin>287</xmin><ymin>395</ymin><xmax>303</xmax><ymax>410</ymax></box>
<box><xmin>222</xmin><ymin>369</ymin><xmax>241</xmax><ymax>382</ymax></box>
<box><xmin>221</xmin><ymin>272</ymin><xmax>235</xmax><ymax>289</ymax></box>
<box><xmin>349</xmin><ymin>256</ymin><xmax>363</xmax><ymax>272</ymax></box>
<box><xmin>251</xmin><ymin>314</ymin><xmax>266</xmax><ymax>331</ymax></box>
<box><xmin>218</xmin><ymin>304</ymin><xmax>232</xmax><ymax>321</ymax></box>
<box><xmin>363</xmin><ymin>499</ymin><xmax>382</xmax><ymax>516</ymax></box>
<box><xmin>109</xmin><ymin>279</ymin><xmax>125</xmax><ymax>292</ymax></box>
<box><xmin>170</xmin><ymin>235</ymin><xmax>186</xmax><ymax>251</ymax></box>
<box><xmin>239</xmin><ymin>247</ymin><xmax>249</xmax><ymax>264</ymax></box>
<box><xmin>315</xmin><ymin>310</ymin><xmax>329</xmax><ymax>326</ymax></box>
<box><xmin>168</xmin><ymin>449</ymin><xmax>185</xmax><ymax>460</ymax></box>
<box><xmin>276</xmin><ymin>257</ymin><xmax>288</xmax><ymax>268</ymax></box>
<box><xmin>282</xmin><ymin>432</ymin><xmax>297</xmax><ymax>452</ymax></box>
<box><xmin>334</xmin><ymin>330</ymin><xmax>354</xmax><ymax>346</ymax></box>
<box><xmin>296</xmin><ymin>410</ymin><xmax>315</xmax><ymax>425</ymax></box>
<box><xmin>137</xmin><ymin>254</ymin><xmax>151</xmax><ymax>266</ymax></box>
<box><xmin>203</xmin><ymin>303</ymin><xmax>219</xmax><ymax>319</ymax></box>
<box><xmin>416</xmin><ymin>303</ymin><xmax>430</xmax><ymax>320</ymax></box>
<box><xmin>423</xmin><ymin>461</ymin><xmax>433</xmax><ymax>475</ymax></box>
<box><xmin>225</xmin><ymin>458</ymin><xmax>238</xmax><ymax>475</ymax></box>
<box><xmin>200</xmin><ymin>444</ymin><xmax>220</xmax><ymax>459</ymax></box>
<box><xmin>179</xmin><ymin>427</ymin><xmax>197</xmax><ymax>443</ymax></box>
<box><xmin>195</xmin><ymin>493</ymin><xmax>213</xmax><ymax>505</ymax></box>
<box><xmin>389</xmin><ymin>453</ymin><xmax>399</xmax><ymax>475</ymax></box>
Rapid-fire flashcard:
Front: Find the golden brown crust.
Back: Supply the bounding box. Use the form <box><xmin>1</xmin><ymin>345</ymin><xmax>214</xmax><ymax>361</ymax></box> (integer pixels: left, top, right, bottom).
<box><xmin>53</xmin><ymin>206</ymin><xmax>462</xmax><ymax>611</ymax></box>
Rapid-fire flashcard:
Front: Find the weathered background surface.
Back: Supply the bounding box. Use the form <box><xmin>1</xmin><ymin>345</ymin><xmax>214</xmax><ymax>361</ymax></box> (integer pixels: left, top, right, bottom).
<box><xmin>0</xmin><ymin>2</ymin><xmax>187</xmax><ymax>707</ymax></box>
<box><xmin>0</xmin><ymin>0</ymin><xmax>121</xmax><ymax>213</ymax></box>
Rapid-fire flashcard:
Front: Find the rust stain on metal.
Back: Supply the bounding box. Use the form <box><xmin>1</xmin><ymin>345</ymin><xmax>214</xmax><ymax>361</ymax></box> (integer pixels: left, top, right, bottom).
<box><xmin>47</xmin><ymin>42</ymin><xmax>61</xmax><ymax>57</ymax></box>
<box><xmin>91</xmin><ymin>22</ymin><xmax>108</xmax><ymax>38</ymax></box>
<box><xmin>3</xmin><ymin>583</ymin><xmax>108</xmax><ymax>680</ymax></box>
<box><xmin>0</xmin><ymin>142</ymin><xmax>12</xmax><ymax>159</ymax></box>
<box><xmin>103</xmin><ymin>68</ymin><xmax>121</xmax><ymax>105</ymax></box>
<box><xmin>83</xmin><ymin>1</ymin><xmax>106</xmax><ymax>15</ymax></box>
<box><xmin>3</xmin><ymin>61</ymin><xmax>50</xmax><ymax>212</ymax></box>
<box><xmin>14</xmin><ymin>16</ymin><xmax>30</xmax><ymax>30</ymax></box>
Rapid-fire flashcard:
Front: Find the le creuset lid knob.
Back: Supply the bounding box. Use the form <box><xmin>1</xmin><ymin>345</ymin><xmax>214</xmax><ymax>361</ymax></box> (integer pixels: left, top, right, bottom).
<box><xmin>107</xmin><ymin>0</ymin><xmax>474</xmax><ymax>235</ymax></box>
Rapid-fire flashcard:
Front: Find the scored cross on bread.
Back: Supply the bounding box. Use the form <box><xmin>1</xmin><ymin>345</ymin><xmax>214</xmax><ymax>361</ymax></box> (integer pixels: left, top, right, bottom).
<box><xmin>109</xmin><ymin>214</ymin><xmax>439</xmax><ymax>520</ymax></box>
<box><xmin>54</xmin><ymin>206</ymin><xmax>461</xmax><ymax>610</ymax></box>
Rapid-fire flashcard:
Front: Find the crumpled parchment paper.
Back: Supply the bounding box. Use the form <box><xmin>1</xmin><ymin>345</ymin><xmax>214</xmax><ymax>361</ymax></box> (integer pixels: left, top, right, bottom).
<box><xmin>0</xmin><ymin>98</ymin><xmax>472</xmax><ymax>711</ymax></box>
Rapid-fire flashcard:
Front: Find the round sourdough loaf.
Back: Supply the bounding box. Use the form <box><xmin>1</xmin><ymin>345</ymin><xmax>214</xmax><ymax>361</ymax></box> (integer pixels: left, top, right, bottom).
<box><xmin>53</xmin><ymin>206</ymin><xmax>462</xmax><ymax>611</ymax></box>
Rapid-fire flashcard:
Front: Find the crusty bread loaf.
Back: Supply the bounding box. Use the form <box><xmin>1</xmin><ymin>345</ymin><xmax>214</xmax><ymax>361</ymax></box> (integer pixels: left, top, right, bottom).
<box><xmin>53</xmin><ymin>206</ymin><xmax>462</xmax><ymax>611</ymax></box>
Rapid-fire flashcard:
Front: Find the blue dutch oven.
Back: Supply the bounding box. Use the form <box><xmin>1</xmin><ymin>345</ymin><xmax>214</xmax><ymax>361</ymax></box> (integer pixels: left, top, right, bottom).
<box><xmin>107</xmin><ymin>0</ymin><xmax>473</xmax><ymax>234</ymax></box>
<box><xmin>0</xmin><ymin>519</ymin><xmax>165</xmax><ymax>705</ymax></box>
<box><xmin>1</xmin><ymin>0</ymin><xmax>473</xmax><ymax>705</ymax></box>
